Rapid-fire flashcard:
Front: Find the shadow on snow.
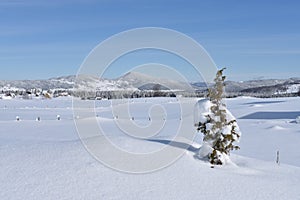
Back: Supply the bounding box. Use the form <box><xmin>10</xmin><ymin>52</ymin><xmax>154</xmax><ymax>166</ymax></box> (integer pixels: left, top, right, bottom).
<box><xmin>146</xmin><ymin>139</ymin><xmax>199</xmax><ymax>152</ymax></box>
<box><xmin>239</xmin><ymin>111</ymin><xmax>300</xmax><ymax>120</ymax></box>
<box><xmin>145</xmin><ymin>138</ymin><xmax>209</xmax><ymax>161</ymax></box>
<box><xmin>242</xmin><ymin>100</ymin><xmax>285</xmax><ymax>105</ymax></box>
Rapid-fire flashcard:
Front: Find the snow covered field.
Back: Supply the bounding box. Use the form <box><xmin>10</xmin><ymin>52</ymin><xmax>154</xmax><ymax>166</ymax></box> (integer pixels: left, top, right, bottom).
<box><xmin>1</xmin><ymin>97</ymin><xmax>300</xmax><ymax>199</ymax></box>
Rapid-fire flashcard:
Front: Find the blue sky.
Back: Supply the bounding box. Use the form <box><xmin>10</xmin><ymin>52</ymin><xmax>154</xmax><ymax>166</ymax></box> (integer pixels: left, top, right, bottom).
<box><xmin>0</xmin><ymin>0</ymin><xmax>300</xmax><ymax>81</ymax></box>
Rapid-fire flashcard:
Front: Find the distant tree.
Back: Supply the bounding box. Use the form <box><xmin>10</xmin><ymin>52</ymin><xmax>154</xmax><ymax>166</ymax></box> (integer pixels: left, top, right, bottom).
<box><xmin>196</xmin><ymin>68</ymin><xmax>241</xmax><ymax>165</ymax></box>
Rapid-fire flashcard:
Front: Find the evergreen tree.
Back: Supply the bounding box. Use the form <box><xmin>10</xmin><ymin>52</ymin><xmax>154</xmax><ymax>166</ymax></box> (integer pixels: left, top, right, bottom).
<box><xmin>196</xmin><ymin>68</ymin><xmax>241</xmax><ymax>165</ymax></box>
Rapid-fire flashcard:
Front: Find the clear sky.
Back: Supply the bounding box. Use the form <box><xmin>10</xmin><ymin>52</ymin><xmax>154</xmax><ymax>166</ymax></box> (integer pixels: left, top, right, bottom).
<box><xmin>1</xmin><ymin>0</ymin><xmax>300</xmax><ymax>81</ymax></box>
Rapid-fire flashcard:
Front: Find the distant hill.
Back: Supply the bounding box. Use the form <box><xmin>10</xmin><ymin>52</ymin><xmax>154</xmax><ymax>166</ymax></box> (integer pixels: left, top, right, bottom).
<box><xmin>0</xmin><ymin>72</ymin><xmax>300</xmax><ymax>98</ymax></box>
<box><xmin>223</xmin><ymin>78</ymin><xmax>300</xmax><ymax>96</ymax></box>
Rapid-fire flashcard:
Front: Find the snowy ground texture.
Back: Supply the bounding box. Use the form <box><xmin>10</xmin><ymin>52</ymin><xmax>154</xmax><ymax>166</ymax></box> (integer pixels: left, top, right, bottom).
<box><xmin>1</xmin><ymin>97</ymin><xmax>300</xmax><ymax>200</ymax></box>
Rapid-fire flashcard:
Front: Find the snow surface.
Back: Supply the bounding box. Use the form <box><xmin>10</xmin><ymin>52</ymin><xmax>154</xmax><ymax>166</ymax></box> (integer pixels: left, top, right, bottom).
<box><xmin>1</xmin><ymin>97</ymin><xmax>300</xmax><ymax>199</ymax></box>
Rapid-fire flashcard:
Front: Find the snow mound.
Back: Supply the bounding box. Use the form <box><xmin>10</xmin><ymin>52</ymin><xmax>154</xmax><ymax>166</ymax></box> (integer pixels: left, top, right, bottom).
<box><xmin>250</xmin><ymin>104</ymin><xmax>263</xmax><ymax>107</ymax></box>
<box><xmin>267</xmin><ymin>125</ymin><xmax>286</xmax><ymax>130</ymax></box>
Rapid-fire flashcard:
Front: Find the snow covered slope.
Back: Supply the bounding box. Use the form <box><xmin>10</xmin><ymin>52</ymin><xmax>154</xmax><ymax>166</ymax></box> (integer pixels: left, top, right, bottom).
<box><xmin>1</xmin><ymin>74</ymin><xmax>300</xmax><ymax>97</ymax></box>
<box><xmin>1</xmin><ymin>97</ymin><xmax>300</xmax><ymax>199</ymax></box>
<box><xmin>0</xmin><ymin>72</ymin><xmax>190</xmax><ymax>92</ymax></box>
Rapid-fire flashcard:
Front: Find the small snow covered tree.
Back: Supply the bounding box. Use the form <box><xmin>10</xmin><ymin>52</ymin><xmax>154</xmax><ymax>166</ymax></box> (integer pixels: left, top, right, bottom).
<box><xmin>196</xmin><ymin>68</ymin><xmax>241</xmax><ymax>165</ymax></box>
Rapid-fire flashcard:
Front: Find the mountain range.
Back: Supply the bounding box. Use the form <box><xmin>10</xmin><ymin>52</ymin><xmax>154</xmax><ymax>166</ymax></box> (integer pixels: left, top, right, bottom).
<box><xmin>1</xmin><ymin>72</ymin><xmax>300</xmax><ymax>97</ymax></box>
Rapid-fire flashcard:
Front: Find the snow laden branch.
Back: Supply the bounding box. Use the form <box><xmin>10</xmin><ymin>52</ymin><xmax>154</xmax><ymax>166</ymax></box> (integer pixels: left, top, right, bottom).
<box><xmin>196</xmin><ymin>68</ymin><xmax>241</xmax><ymax>165</ymax></box>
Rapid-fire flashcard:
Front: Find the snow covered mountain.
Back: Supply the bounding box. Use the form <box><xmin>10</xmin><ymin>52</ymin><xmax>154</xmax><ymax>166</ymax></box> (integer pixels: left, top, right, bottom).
<box><xmin>194</xmin><ymin>78</ymin><xmax>300</xmax><ymax>97</ymax></box>
<box><xmin>225</xmin><ymin>78</ymin><xmax>300</xmax><ymax>96</ymax></box>
<box><xmin>0</xmin><ymin>73</ymin><xmax>299</xmax><ymax>98</ymax></box>
<box><xmin>119</xmin><ymin>72</ymin><xmax>192</xmax><ymax>91</ymax></box>
<box><xmin>0</xmin><ymin>72</ymin><xmax>185</xmax><ymax>91</ymax></box>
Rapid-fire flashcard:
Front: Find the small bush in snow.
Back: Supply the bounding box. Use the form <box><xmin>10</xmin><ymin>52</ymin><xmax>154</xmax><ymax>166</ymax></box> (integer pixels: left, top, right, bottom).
<box><xmin>196</xmin><ymin>68</ymin><xmax>241</xmax><ymax>165</ymax></box>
